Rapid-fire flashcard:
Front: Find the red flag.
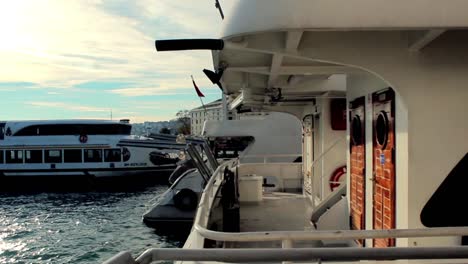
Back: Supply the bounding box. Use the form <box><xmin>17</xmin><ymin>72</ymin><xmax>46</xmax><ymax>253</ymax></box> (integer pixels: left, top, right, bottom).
<box><xmin>191</xmin><ymin>75</ymin><xmax>205</xmax><ymax>97</ymax></box>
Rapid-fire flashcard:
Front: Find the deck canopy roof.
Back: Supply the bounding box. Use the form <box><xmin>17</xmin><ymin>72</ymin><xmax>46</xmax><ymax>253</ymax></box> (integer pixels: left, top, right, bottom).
<box><xmin>215</xmin><ymin>0</ymin><xmax>468</xmax><ymax>111</ymax></box>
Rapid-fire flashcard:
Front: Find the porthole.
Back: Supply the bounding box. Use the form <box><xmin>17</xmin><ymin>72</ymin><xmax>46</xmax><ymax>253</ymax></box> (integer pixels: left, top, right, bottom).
<box><xmin>351</xmin><ymin>116</ymin><xmax>363</xmax><ymax>146</ymax></box>
<box><xmin>375</xmin><ymin>111</ymin><xmax>389</xmax><ymax>149</ymax></box>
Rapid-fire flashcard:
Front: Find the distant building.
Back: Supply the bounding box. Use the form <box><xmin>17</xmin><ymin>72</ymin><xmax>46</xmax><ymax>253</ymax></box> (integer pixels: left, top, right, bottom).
<box><xmin>190</xmin><ymin>99</ymin><xmax>235</xmax><ymax>136</ymax></box>
<box><xmin>131</xmin><ymin>121</ymin><xmax>178</xmax><ymax>136</ymax></box>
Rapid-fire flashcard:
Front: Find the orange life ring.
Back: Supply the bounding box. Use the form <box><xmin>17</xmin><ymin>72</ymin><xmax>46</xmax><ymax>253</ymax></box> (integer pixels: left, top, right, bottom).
<box><xmin>79</xmin><ymin>134</ymin><xmax>88</xmax><ymax>143</ymax></box>
<box><xmin>329</xmin><ymin>166</ymin><xmax>346</xmax><ymax>191</ymax></box>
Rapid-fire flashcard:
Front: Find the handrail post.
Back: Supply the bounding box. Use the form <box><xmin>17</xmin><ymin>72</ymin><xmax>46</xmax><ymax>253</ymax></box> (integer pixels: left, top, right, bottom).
<box><xmin>282</xmin><ymin>239</ymin><xmax>293</xmax><ymax>264</ymax></box>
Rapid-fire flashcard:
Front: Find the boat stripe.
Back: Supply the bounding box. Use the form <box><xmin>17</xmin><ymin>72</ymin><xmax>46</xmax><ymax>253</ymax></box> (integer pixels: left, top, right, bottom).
<box><xmin>0</xmin><ymin>145</ymin><xmax>111</xmax><ymax>150</ymax></box>
<box><xmin>0</xmin><ymin>165</ymin><xmax>177</xmax><ymax>173</ymax></box>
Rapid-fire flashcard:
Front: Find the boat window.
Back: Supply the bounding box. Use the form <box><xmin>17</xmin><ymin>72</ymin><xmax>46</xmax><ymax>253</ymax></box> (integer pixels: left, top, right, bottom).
<box><xmin>6</xmin><ymin>150</ymin><xmax>23</xmax><ymax>164</ymax></box>
<box><xmin>421</xmin><ymin>153</ymin><xmax>468</xmax><ymax>227</ymax></box>
<box><xmin>45</xmin><ymin>149</ymin><xmax>62</xmax><ymax>163</ymax></box>
<box><xmin>64</xmin><ymin>149</ymin><xmax>82</xmax><ymax>163</ymax></box>
<box><xmin>104</xmin><ymin>149</ymin><xmax>122</xmax><ymax>162</ymax></box>
<box><xmin>25</xmin><ymin>150</ymin><xmax>43</xmax><ymax>163</ymax></box>
<box><xmin>0</xmin><ymin>123</ymin><xmax>5</xmax><ymax>140</ymax></box>
<box><xmin>13</xmin><ymin>124</ymin><xmax>132</xmax><ymax>136</ymax></box>
<box><xmin>0</xmin><ymin>150</ymin><xmax>3</xmax><ymax>163</ymax></box>
<box><xmin>209</xmin><ymin>136</ymin><xmax>254</xmax><ymax>159</ymax></box>
<box><xmin>84</xmin><ymin>149</ymin><xmax>103</xmax><ymax>162</ymax></box>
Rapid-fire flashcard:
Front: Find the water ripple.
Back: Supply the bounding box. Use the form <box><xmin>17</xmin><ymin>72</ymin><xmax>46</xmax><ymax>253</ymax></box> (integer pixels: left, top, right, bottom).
<box><xmin>0</xmin><ymin>186</ymin><xmax>180</xmax><ymax>263</ymax></box>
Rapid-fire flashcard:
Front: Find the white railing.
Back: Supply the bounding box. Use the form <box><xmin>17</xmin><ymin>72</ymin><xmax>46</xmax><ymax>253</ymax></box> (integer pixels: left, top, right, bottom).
<box><xmin>194</xmin><ymin>225</ymin><xmax>468</xmax><ymax>243</ymax></box>
<box><xmin>194</xmin><ymin>159</ymin><xmax>237</xmax><ymax>228</ymax></box>
<box><xmin>104</xmin><ymin>247</ymin><xmax>468</xmax><ymax>264</ymax></box>
<box><xmin>103</xmin><ymin>158</ymin><xmax>468</xmax><ymax>264</ymax></box>
<box><xmin>240</xmin><ymin>153</ymin><xmax>301</xmax><ymax>164</ymax></box>
<box><xmin>188</xmin><ymin>157</ymin><xmax>468</xmax><ymax>248</ymax></box>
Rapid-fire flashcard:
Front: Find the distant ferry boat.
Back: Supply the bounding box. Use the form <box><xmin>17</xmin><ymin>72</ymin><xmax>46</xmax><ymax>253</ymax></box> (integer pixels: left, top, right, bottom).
<box><xmin>0</xmin><ymin>119</ymin><xmax>178</xmax><ymax>186</ymax></box>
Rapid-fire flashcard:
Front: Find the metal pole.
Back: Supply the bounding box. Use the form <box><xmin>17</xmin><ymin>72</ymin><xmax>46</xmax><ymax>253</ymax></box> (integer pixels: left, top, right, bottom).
<box><xmin>202</xmin><ymin>141</ymin><xmax>219</xmax><ymax>170</ymax></box>
<box><xmin>187</xmin><ymin>144</ymin><xmax>211</xmax><ymax>181</ymax></box>
<box><xmin>130</xmin><ymin>247</ymin><xmax>468</xmax><ymax>264</ymax></box>
<box><xmin>194</xmin><ymin>226</ymin><xmax>468</xmax><ymax>242</ymax></box>
<box><xmin>222</xmin><ymin>92</ymin><xmax>228</xmax><ymax>120</ymax></box>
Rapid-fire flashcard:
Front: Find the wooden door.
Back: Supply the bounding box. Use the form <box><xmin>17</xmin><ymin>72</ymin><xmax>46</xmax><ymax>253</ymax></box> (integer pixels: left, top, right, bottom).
<box><xmin>372</xmin><ymin>88</ymin><xmax>396</xmax><ymax>248</ymax></box>
<box><xmin>349</xmin><ymin>97</ymin><xmax>366</xmax><ymax>246</ymax></box>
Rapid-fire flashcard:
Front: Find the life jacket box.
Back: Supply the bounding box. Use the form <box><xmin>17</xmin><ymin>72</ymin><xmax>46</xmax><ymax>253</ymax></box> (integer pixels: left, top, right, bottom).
<box><xmin>239</xmin><ymin>175</ymin><xmax>263</xmax><ymax>202</ymax></box>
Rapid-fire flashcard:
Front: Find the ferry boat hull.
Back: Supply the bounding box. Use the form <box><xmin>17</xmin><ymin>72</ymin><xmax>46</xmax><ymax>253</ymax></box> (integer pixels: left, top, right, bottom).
<box><xmin>0</xmin><ymin>167</ymin><xmax>176</xmax><ymax>192</ymax></box>
<box><xmin>0</xmin><ymin>120</ymin><xmax>183</xmax><ymax>191</ymax></box>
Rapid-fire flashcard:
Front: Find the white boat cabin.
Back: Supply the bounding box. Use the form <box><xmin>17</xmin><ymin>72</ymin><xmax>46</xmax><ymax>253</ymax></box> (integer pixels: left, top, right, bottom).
<box><xmin>211</xmin><ymin>0</ymin><xmax>468</xmax><ymax>250</ymax></box>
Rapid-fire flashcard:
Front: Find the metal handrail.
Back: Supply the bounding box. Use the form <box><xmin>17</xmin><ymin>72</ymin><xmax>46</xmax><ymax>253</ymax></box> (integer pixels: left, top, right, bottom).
<box><xmin>240</xmin><ymin>154</ymin><xmax>302</xmax><ymax>164</ymax></box>
<box><xmin>194</xmin><ymin>225</ymin><xmax>468</xmax><ymax>242</ymax></box>
<box><xmin>317</xmin><ymin>137</ymin><xmax>346</xmax><ymax>180</ymax></box>
<box><xmin>105</xmin><ymin>247</ymin><xmax>468</xmax><ymax>264</ymax></box>
<box><xmin>194</xmin><ymin>159</ymin><xmax>237</xmax><ymax>227</ymax></box>
<box><xmin>103</xmin><ymin>159</ymin><xmax>468</xmax><ymax>264</ymax></box>
<box><xmin>192</xmin><ymin>157</ymin><xmax>468</xmax><ymax>243</ymax></box>
<box><xmin>186</xmin><ymin>144</ymin><xmax>211</xmax><ymax>182</ymax></box>
<box><xmin>191</xmin><ymin>158</ymin><xmax>468</xmax><ymax>244</ymax></box>
<box><xmin>241</xmin><ymin>154</ymin><xmax>302</xmax><ymax>158</ymax></box>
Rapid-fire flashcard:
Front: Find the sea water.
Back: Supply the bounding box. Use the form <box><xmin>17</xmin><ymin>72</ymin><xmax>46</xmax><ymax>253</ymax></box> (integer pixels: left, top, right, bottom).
<box><xmin>0</xmin><ymin>186</ymin><xmax>181</xmax><ymax>263</ymax></box>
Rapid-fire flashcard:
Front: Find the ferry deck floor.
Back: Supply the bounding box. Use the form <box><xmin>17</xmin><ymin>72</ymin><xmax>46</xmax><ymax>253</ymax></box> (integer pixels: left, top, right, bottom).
<box><xmin>229</xmin><ymin>191</ymin><xmax>319</xmax><ymax>248</ymax></box>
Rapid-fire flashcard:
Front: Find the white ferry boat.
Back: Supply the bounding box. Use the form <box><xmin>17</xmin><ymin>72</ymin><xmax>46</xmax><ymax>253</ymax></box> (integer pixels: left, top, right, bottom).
<box><xmin>0</xmin><ymin>119</ymin><xmax>179</xmax><ymax>189</ymax></box>
<box><xmin>105</xmin><ymin>0</ymin><xmax>468</xmax><ymax>263</ymax></box>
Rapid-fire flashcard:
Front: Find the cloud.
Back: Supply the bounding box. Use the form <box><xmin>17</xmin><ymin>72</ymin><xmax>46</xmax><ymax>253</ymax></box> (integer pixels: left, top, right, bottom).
<box><xmin>0</xmin><ymin>88</ymin><xmax>16</xmax><ymax>92</ymax></box>
<box><xmin>1</xmin><ymin>1</ymin><xmax>231</xmax><ymax>121</ymax></box>
<box><xmin>107</xmin><ymin>87</ymin><xmax>191</xmax><ymax>97</ymax></box>
<box><xmin>133</xmin><ymin>100</ymin><xmax>199</xmax><ymax>110</ymax></box>
<box><xmin>0</xmin><ymin>1</ymin><xmax>234</xmax><ymax>89</ymax></box>
<box><xmin>26</xmin><ymin>101</ymin><xmax>110</xmax><ymax>113</ymax></box>
<box><xmin>75</xmin><ymin>115</ymin><xmax>172</xmax><ymax>123</ymax></box>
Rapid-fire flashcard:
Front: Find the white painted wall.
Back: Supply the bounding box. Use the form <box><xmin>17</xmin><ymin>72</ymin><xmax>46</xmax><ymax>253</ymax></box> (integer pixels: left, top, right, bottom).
<box><xmin>203</xmin><ymin>112</ymin><xmax>302</xmax><ymax>163</ymax></box>
<box><xmin>238</xmin><ymin>163</ymin><xmax>303</xmax><ymax>191</ymax></box>
<box><xmin>321</xmin><ymin>32</ymin><xmax>468</xmax><ymax>247</ymax></box>
<box><xmin>299</xmin><ymin>98</ymin><xmax>346</xmax><ymax>206</ymax></box>
<box><xmin>218</xmin><ymin>1</ymin><xmax>468</xmax><ymax>249</ymax></box>
<box><xmin>223</xmin><ymin>0</ymin><xmax>468</xmax><ymax>38</ymax></box>
<box><xmin>223</xmin><ymin>29</ymin><xmax>468</xmax><ymax>247</ymax></box>
<box><xmin>318</xmin><ymin>98</ymin><xmax>347</xmax><ymax>199</ymax></box>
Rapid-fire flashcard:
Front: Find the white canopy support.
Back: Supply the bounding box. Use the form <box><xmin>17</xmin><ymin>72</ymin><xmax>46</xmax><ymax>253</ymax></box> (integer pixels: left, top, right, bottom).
<box><xmin>408</xmin><ymin>29</ymin><xmax>446</xmax><ymax>52</ymax></box>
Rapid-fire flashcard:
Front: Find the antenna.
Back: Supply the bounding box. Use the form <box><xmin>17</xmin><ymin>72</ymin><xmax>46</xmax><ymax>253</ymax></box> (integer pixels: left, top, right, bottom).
<box><xmin>215</xmin><ymin>0</ymin><xmax>224</xmax><ymax>20</ymax></box>
<box><xmin>110</xmin><ymin>109</ymin><xmax>113</xmax><ymax>120</ymax></box>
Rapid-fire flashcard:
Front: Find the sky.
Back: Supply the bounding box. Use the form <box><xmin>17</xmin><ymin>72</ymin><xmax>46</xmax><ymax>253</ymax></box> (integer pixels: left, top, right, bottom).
<box><xmin>0</xmin><ymin>1</ymin><xmax>235</xmax><ymax>123</ymax></box>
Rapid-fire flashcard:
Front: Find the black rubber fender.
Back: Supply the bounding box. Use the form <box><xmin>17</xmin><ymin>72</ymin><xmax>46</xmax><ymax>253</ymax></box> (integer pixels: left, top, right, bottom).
<box><xmin>173</xmin><ymin>188</ymin><xmax>198</xmax><ymax>211</ymax></box>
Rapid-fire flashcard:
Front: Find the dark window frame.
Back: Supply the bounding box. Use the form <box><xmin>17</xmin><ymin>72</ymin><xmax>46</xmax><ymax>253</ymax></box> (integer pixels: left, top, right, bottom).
<box><xmin>13</xmin><ymin>124</ymin><xmax>132</xmax><ymax>136</ymax></box>
<box><xmin>104</xmin><ymin>149</ymin><xmax>122</xmax><ymax>162</ymax></box>
<box><xmin>6</xmin><ymin>150</ymin><xmax>23</xmax><ymax>164</ymax></box>
<box><xmin>0</xmin><ymin>150</ymin><xmax>3</xmax><ymax>163</ymax></box>
<box><xmin>25</xmin><ymin>150</ymin><xmax>43</xmax><ymax>163</ymax></box>
<box><xmin>64</xmin><ymin>149</ymin><xmax>83</xmax><ymax>163</ymax></box>
<box><xmin>0</xmin><ymin>123</ymin><xmax>5</xmax><ymax>140</ymax></box>
<box><xmin>84</xmin><ymin>149</ymin><xmax>103</xmax><ymax>163</ymax></box>
<box><xmin>45</xmin><ymin>149</ymin><xmax>62</xmax><ymax>163</ymax></box>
